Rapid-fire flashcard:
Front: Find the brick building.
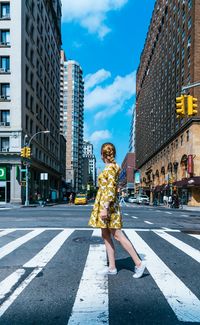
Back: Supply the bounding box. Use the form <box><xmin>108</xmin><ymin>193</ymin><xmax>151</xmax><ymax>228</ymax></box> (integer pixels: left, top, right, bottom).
<box><xmin>119</xmin><ymin>152</ymin><xmax>135</xmax><ymax>195</ymax></box>
<box><xmin>135</xmin><ymin>0</ymin><xmax>200</xmax><ymax>206</ymax></box>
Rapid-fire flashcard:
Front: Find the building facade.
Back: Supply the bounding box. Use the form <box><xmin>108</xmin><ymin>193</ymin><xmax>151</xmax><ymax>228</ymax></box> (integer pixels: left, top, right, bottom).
<box><xmin>119</xmin><ymin>152</ymin><xmax>135</xmax><ymax>195</ymax></box>
<box><xmin>0</xmin><ymin>0</ymin><xmax>62</xmax><ymax>203</ymax></box>
<box><xmin>63</xmin><ymin>60</ymin><xmax>84</xmax><ymax>192</ymax></box>
<box><xmin>135</xmin><ymin>0</ymin><xmax>200</xmax><ymax>206</ymax></box>
<box><xmin>82</xmin><ymin>141</ymin><xmax>96</xmax><ymax>189</ymax></box>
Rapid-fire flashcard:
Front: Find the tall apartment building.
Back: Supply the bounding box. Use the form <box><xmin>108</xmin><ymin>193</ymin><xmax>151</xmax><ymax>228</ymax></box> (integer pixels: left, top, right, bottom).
<box><xmin>63</xmin><ymin>60</ymin><xmax>84</xmax><ymax>192</ymax></box>
<box><xmin>0</xmin><ymin>0</ymin><xmax>62</xmax><ymax>203</ymax></box>
<box><xmin>135</xmin><ymin>0</ymin><xmax>200</xmax><ymax>206</ymax></box>
<box><xmin>129</xmin><ymin>109</ymin><xmax>136</xmax><ymax>152</ymax></box>
<box><xmin>82</xmin><ymin>141</ymin><xmax>96</xmax><ymax>188</ymax></box>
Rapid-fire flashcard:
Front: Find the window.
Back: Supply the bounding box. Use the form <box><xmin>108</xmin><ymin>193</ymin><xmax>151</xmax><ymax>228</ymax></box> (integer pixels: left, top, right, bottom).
<box><xmin>0</xmin><ymin>110</ymin><xmax>10</xmax><ymax>126</ymax></box>
<box><xmin>186</xmin><ymin>130</ymin><xmax>190</xmax><ymax>141</ymax></box>
<box><xmin>0</xmin><ymin>137</ymin><xmax>9</xmax><ymax>151</ymax></box>
<box><xmin>0</xmin><ymin>2</ymin><xmax>10</xmax><ymax>19</ymax></box>
<box><xmin>188</xmin><ymin>17</ymin><xmax>192</xmax><ymax>30</ymax></box>
<box><xmin>0</xmin><ymin>56</ymin><xmax>10</xmax><ymax>71</ymax></box>
<box><xmin>0</xmin><ymin>83</ymin><xmax>10</xmax><ymax>99</ymax></box>
<box><xmin>0</xmin><ymin>29</ymin><xmax>10</xmax><ymax>45</ymax></box>
<box><xmin>181</xmin><ymin>135</ymin><xmax>183</xmax><ymax>145</ymax></box>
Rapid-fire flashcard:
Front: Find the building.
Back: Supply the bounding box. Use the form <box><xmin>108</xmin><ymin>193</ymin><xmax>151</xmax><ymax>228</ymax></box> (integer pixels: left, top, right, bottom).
<box><xmin>82</xmin><ymin>140</ymin><xmax>96</xmax><ymax>189</ymax></box>
<box><xmin>0</xmin><ymin>0</ymin><xmax>63</xmax><ymax>204</ymax></box>
<box><xmin>129</xmin><ymin>108</ymin><xmax>136</xmax><ymax>152</ymax></box>
<box><xmin>63</xmin><ymin>60</ymin><xmax>84</xmax><ymax>192</ymax></box>
<box><xmin>135</xmin><ymin>0</ymin><xmax>200</xmax><ymax>206</ymax></box>
<box><xmin>119</xmin><ymin>152</ymin><xmax>135</xmax><ymax>195</ymax></box>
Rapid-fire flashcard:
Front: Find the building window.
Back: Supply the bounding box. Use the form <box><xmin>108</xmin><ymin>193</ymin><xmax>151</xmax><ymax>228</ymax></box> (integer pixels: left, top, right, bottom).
<box><xmin>0</xmin><ymin>2</ymin><xmax>10</xmax><ymax>19</ymax></box>
<box><xmin>0</xmin><ymin>83</ymin><xmax>10</xmax><ymax>100</ymax></box>
<box><xmin>188</xmin><ymin>17</ymin><xmax>192</xmax><ymax>30</ymax></box>
<box><xmin>186</xmin><ymin>130</ymin><xmax>190</xmax><ymax>141</ymax></box>
<box><xmin>0</xmin><ymin>137</ymin><xmax>9</xmax><ymax>151</ymax></box>
<box><xmin>0</xmin><ymin>110</ymin><xmax>10</xmax><ymax>126</ymax></box>
<box><xmin>181</xmin><ymin>135</ymin><xmax>183</xmax><ymax>146</ymax></box>
<box><xmin>0</xmin><ymin>29</ymin><xmax>10</xmax><ymax>45</ymax></box>
<box><xmin>0</xmin><ymin>56</ymin><xmax>10</xmax><ymax>72</ymax></box>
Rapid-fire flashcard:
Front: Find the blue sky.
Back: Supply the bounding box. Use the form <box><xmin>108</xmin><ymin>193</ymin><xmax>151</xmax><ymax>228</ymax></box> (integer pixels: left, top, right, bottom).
<box><xmin>61</xmin><ymin>0</ymin><xmax>156</xmax><ymax>170</ymax></box>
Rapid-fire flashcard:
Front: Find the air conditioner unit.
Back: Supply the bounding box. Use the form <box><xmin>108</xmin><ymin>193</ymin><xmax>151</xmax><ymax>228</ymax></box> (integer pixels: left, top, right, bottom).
<box><xmin>0</xmin><ymin>95</ymin><xmax>6</xmax><ymax>100</ymax></box>
<box><xmin>0</xmin><ymin>68</ymin><xmax>6</xmax><ymax>73</ymax></box>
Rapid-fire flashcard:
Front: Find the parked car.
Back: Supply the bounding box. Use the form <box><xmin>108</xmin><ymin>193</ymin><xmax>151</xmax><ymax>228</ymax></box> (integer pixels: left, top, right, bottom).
<box><xmin>74</xmin><ymin>194</ymin><xmax>87</xmax><ymax>205</ymax></box>
<box><xmin>128</xmin><ymin>196</ymin><xmax>138</xmax><ymax>203</ymax></box>
<box><xmin>137</xmin><ymin>195</ymin><xmax>150</xmax><ymax>205</ymax></box>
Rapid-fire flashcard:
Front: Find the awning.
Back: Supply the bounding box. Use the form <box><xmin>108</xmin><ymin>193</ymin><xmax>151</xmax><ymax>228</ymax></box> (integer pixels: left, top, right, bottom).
<box><xmin>174</xmin><ymin>177</ymin><xmax>200</xmax><ymax>188</ymax></box>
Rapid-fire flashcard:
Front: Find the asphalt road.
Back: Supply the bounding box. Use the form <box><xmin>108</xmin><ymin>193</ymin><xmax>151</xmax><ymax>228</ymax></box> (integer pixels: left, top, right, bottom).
<box><xmin>0</xmin><ymin>204</ymin><xmax>200</xmax><ymax>325</ymax></box>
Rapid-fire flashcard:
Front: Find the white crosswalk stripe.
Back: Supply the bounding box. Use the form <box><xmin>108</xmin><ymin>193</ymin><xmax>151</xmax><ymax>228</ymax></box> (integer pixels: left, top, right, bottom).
<box><xmin>0</xmin><ymin>227</ymin><xmax>199</xmax><ymax>324</ymax></box>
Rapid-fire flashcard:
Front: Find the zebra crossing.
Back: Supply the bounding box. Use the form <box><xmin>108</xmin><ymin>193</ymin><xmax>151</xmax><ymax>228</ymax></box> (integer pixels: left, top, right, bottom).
<box><xmin>0</xmin><ymin>227</ymin><xmax>199</xmax><ymax>324</ymax></box>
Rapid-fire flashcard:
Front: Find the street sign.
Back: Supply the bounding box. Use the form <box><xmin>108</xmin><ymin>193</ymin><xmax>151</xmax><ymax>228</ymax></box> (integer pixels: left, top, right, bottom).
<box><xmin>40</xmin><ymin>173</ymin><xmax>48</xmax><ymax>180</ymax></box>
<box><xmin>0</xmin><ymin>167</ymin><xmax>6</xmax><ymax>181</ymax></box>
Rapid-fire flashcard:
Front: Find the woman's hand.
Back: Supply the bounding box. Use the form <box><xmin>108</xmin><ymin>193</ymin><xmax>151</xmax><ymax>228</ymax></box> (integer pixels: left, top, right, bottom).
<box><xmin>100</xmin><ymin>208</ymin><xmax>108</xmax><ymax>220</ymax></box>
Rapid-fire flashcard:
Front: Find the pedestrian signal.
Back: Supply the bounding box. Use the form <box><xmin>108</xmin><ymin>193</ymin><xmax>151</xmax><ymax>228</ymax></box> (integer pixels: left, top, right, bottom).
<box><xmin>175</xmin><ymin>95</ymin><xmax>185</xmax><ymax>117</ymax></box>
<box><xmin>187</xmin><ymin>95</ymin><xmax>198</xmax><ymax>116</ymax></box>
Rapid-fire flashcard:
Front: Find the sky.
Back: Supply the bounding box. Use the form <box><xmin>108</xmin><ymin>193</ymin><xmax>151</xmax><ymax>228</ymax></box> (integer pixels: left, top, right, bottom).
<box><xmin>61</xmin><ymin>0</ymin><xmax>156</xmax><ymax>170</ymax></box>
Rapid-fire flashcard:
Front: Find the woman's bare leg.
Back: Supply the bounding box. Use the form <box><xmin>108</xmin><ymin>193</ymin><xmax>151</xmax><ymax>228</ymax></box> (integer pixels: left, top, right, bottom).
<box><xmin>110</xmin><ymin>229</ymin><xmax>141</xmax><ymax>267</ymax></box>
<box><xmin>101</xmin><ymin>228</ymin><xmax>116</xmax><ymax>269</ymax></box>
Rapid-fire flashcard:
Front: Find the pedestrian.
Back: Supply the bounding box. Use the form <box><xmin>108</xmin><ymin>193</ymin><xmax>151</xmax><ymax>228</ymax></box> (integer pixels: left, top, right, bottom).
<box><xmin>163</xmin><ymin>195</ymin><xmax>168</xmax><ymax>206</ymax></box>
<box><xmin>168</xmin><ymin>195</ymin><xmax>172</xmax><ymax>208</ymax></box>
<box><xmin>88</xmin><ymin>142</ymin><xmax>146</xmax><ymax>278</ymax></box>
<box><xmin>69</xmin><ymin>193</ymin><xmax>73</xmax><ymax>204</ymax></box>
<box><xmin>119</xmin><ymin>191</ymin><xmax>127</xmax><ymax>207</ymax></box>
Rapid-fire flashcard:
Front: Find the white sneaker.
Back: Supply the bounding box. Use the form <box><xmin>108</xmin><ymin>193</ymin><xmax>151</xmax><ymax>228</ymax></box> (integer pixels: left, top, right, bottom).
<box><xmin>133</xmin><ymin>261</ymin><xmax>146</xmax><ymax>279</ymax></box>
<box><xmin>97</xmin><ymin>267</ymin><xmax>117</xmax><ymax>275</ymax></box>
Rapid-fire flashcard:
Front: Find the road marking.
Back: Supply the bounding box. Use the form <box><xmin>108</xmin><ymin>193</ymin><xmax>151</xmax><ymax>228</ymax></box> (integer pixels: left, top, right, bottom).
<box><xmin>0</xmin><ymin>229</ymin><xmax>45</xmax><ymax>260</ymax></box>
<box><xmin>131</xmin><ymin>216</ymin><xmax>138</xmax><ymax>219</ymax></box>
<box><xmin>124</xmin><ymin>213</ymin><xmax>129</xmax><ymax>216</ymax></box>
<box><xmin>24</xmin><ymin>229</ymin><xmax>74</xmax><ymax>268</ymax></box>
<box><xmin>162</xmin><ymin>227</ymin><xmax>173</xmax><ymax>231</ymax></box>
<box><xmin>0</xmin><ymin>208</ymin><xmax>11</xmax><ymax>210</ymax></box>
<box><xmin>155</xmin><ymin>210</ymin><xmax>162</xmax><ymax>212</ymax></box>
<box><xmin>189</xmin><ymin>234</ymin><xmax>200</xmax><ymax>240</ymax></box>
<box><xmin>181</xmin><ymin>214</ymin><xmax>189</xmax><ymax>217</ymax></box>
<box><xmin>154</xmin><ymin>231</ymin><xmax>200</xmax><ymax>264</ymax></box>
<box><xmin>165</xmin><ymin>212</ymin><xmax>172</xmax><ymax>215</ymax></box>
<box><xmin>68</xmin><ymin>229</ymin><xmax>108</xmax><ymax>325</ymax></box>
<box><xmin>0</xmin><ymin>229</ymin><xmax>74</xmax><ymax>317</ymax></box>
<box><xmin>144</xmin><ymin>221</ymin><xmax>154</xmax><ymax>225</ymax></box>
<box><xmin>125</xmin><ymin>229</ymin><xmax>200</xmax><ymax>323</ymax></box>
<box><xmin>0</xmin><ymin>229</ymin><xmax>16</xmax><ymax>238</ymax></box>
<box><xmin>0</xmin><ymin>269</ymin><xmax>25</xmax><ymax>299</ymax></box>
<box><xmin>0</xmin><ymin>227</ymin><xmax>181</xmax><ymax>232</ymax></box>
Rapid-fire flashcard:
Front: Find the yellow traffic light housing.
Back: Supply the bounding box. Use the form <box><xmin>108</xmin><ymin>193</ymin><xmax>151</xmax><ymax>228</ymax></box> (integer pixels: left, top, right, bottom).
<box><xmin>20</xmin><ymin>147</ymin><xmax>26</xmax><ymax>157</ymax></box>
<box><xmin>26</xmin><ymin>147</ymin><xmax>31</xmax><ymax>158</ymax></box>
<box><xmin>187</xmin><ymin>95</ymin><xmax>198</xmax><ymax>116</ymax></box>
<box><xmin>176</xmin><ymin>95</ymin><xmax>186</xmax><ymax>117</ymax></box>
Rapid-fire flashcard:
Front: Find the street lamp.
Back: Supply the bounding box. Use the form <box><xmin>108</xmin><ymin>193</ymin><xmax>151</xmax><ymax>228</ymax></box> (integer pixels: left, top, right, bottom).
<box><xmin>24</xmin><ymin>130</ymin><xmax>50</xmax><ymax>206</ymax></box>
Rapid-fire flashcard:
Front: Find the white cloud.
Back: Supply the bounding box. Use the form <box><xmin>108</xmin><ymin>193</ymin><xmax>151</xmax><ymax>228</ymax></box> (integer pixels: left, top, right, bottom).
<box><xmin>85</xmin><ymin>69</ymin><xmax>111</xmax><ymax>91</ymax></box>
<box><xmin>62</xmin><ymin>0</ymin><xmax>128</xmax><ymax>38</ymax></box>
<box><xmin>88</xmin><ymin>130</ymin><xmax>112</xmax><ymax>144</ymax></box>
<box><xmin>84</xmin><ymin>70</ymin><xmax>136</xmax><ymax>120</ymax></box>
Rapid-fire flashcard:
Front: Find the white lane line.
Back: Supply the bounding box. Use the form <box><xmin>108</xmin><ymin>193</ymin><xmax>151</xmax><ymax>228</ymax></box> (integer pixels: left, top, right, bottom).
<box><xmin>165</xmin><ymin>212</ymin><xmax>172</xmax><ymax>215</ymax></box>
<box><xmin>0</xmin><ymin>229</ymin><xmax>16</xmax><ymax>238</ymax></box>
<box><xmin>125</xmin><ymin>229</ymin><xmax>200</xmax><ymax>323</ymax></box>
<box><xmin>0</xmin><ymin>229</ymin><xmax>45</xmax><ymax>260</ymax></box>
<box><xmin>0</xmin><ymin>229</ymin><xmax>74</xmax><ymax>317</ymax></box>
<box><xmin>131</xmin><ymin>216</ymin><xmax>138</xmax><ymax>219</ymax></box>
<box><xmin>24</xmin><ymin>229</ymin><xmax>74</xmax><ymax>268</ymax></box>
<box><xmin>124</xmin><ymin>213</ymin><xmax>129</xmax><ymax>216</ymax></box>
<box><xmin>0</xmin><ymin>208</ymin><xmax>11</xmax><ymax>210</ymax></box>
<box><xmin>181</xmin><ymin>215</ymin><xmax>189</xmax><ymax>217</ymax></box>
<box><xmin>68</xmin><ymin>230</ymin><xmax>108</xmax><ymax>325</ymax></box>
<box><xmin>0</xmin><ymin>269</ymin><xmax>25</xmax><ymax>299</ymax></box>
<box><xmin>155</xmin><ymin>210</ymin><xmax>162</xmax><ymax>212</ymax></box>
<box><xmin>162</xmin><ymin>227</ymin><xmax>174</xmax><ymax>231</ymax></box>
<box><xmin>189</xmin><ymin>234</ymin><xmax>200</xmax><ymax>240</ymax></box>
<box><xmin>154</xmin><ymin>231</ymin><xmax>200</xmax><ymax>264</ymax></box>
<box><xmin>144</xmin><ymin>221</ymin><xmax>154</xmax><ymax>225</ymax></box>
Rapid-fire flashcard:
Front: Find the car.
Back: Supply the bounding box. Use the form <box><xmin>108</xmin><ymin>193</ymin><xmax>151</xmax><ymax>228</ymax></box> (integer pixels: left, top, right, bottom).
<box><xmin>74</xmin><ymin>194</ymin><xmax>87</xmax><ymax>205</ymax></box>
<box><xmin>128</xmin><ymin>196</ymin><xmax>138</xmax><ymax>203</ymax></box>
<box><xmin>137</xmin><ymin>195</ymin><xmax>150</xmax><ymax>205</ymax></box>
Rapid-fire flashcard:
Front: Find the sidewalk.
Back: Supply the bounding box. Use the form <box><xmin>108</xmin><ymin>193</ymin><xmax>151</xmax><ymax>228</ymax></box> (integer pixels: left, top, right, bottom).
<box><xmin>153</xmin><ymin>204</ymin><xmax>200</xmax><ymax>212</ymax></box>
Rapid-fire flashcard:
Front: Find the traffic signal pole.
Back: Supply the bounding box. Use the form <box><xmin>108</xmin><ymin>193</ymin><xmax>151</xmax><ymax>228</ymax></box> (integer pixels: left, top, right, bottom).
<box><xmin>182</xmin><ymin>81</ymin><xmax>200</xmax><ymax>92</ymax></box>
<box><xmin>25</xmin><ymin>162</ymin><xmax>29</xmax><ymax>206</ymax></box>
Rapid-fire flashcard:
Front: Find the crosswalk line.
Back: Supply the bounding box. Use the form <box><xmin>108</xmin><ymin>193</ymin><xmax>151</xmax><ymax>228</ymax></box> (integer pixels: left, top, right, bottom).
<box><xmin>154</xmin><ymin>230</ymin><xmax>200</xmax><ymax>263</ymax></box>
<box><xmin>125</xmin><ymin>229</ymin><xmax>200</xmax><ymax>322</ymax></box>
<box><xmin>24</xmin><ymin>229</ymin><xmax>74</xmax><ymax>268</ymax></box>
<box><xmin>0</xmin><ymin>229</ymin><xmax>45</xmax><ymax>260</ymax></box>
<box><xmin>144</xmin><ymin>221</ymin><xmax>154</xmax><ymax>225</ymax></box>
<box><xmin>0</xmin><ymin>229</ymin><xmax>16</xmax><ymax>238</ymax></box>
<box><xmin>0</xmin><ymin>269</ymin><xmax>25</xmax><ymax>299</ymax></box>
<box><xmin>0</xmin><ymin>229</ymin><xmax>74</xmax><ymax>317</ymax></box>
<box><xmin>68</xmin><ymin>229</ymin><xmax>108</xmax><ymax>325</ymax></box>
<box><xmin>189</xmin><ymin>234</ymin><xmax>200</xmax><ymax>240</ymax></box>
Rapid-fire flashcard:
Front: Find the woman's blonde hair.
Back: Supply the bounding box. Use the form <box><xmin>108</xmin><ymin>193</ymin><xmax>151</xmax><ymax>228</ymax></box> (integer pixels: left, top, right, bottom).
<box><xmin>101</xmin><ymin>143</ymin><xmax>116</xmax><ymax>163</ymax></box>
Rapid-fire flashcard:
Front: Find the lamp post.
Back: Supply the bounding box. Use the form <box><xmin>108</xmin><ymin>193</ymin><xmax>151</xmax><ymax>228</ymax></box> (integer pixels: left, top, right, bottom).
<box><xmin>24</xmin><ymin>130</ymin><xmax>50</xmax><ymax>206</ymax></box>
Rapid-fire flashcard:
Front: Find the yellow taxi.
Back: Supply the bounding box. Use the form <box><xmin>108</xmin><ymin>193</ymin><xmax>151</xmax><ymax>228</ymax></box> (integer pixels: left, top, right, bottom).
<box><xmin>74</xmin><ymin>193</ymin><xmax>87</xmax><ymax>205</ymax></box>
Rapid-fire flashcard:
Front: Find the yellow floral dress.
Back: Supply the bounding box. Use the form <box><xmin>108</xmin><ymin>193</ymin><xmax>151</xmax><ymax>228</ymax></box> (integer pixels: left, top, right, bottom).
<box><xmin>88</xmin><ymin>163</ymin><xmax>122</xmax><ymax>229</ymax></box>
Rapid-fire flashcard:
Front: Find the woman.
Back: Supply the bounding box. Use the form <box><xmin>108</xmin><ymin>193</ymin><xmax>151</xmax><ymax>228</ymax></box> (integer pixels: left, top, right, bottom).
<box><xmin>88</xmin><ymin>143</ymin><xmax>146</xmax><ymax>278</ymax></box>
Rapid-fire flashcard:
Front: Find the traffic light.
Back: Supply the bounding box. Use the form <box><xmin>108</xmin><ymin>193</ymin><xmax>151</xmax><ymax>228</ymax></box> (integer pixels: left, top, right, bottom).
<box><xmin>176</xmin><ymin>95</ymin><xmax>186</xmax><ymax>117</ymax></box>
<box><xmin>20</xmin><ymin>147</ymin><xmax>26</xmax><ymax>157</ymax></box>
<box><xmin>26</xmin><ymin>147</ymin><xmax>31</xmax><ymax>158</ymax></box>
<box><xmin>187</xmin><ymin>95</ymin><xmax>198</xmax><ymax>116</ymax></box>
